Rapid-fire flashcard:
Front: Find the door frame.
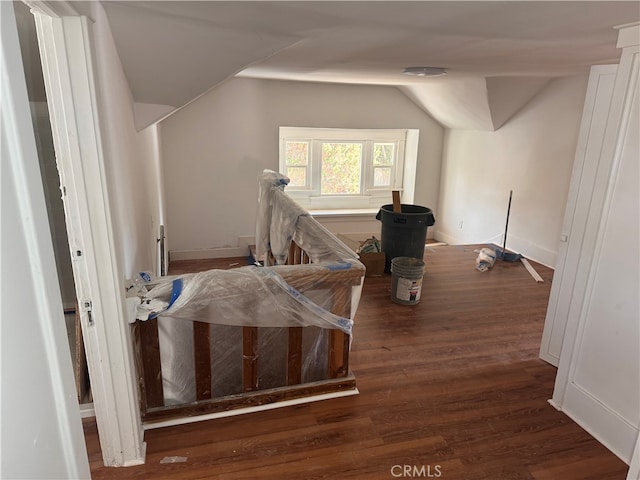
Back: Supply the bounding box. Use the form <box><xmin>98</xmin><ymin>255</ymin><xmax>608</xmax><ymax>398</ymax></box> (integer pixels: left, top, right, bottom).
<box><xmin>26</xmin><ymin>0</ymin><xmax>146</xmax><ymax>466</ymax></box>
<box><xmin>538</xmin><ymin>64</ymin><xmax>618</xmax><ymax>366</ymax></box>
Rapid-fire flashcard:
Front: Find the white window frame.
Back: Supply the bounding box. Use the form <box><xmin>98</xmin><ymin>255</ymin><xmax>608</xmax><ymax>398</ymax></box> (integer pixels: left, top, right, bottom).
<box><xmin>279</xmin><ymin>127</ymin><xmax>414</xmax><ymax>211</ymax></box>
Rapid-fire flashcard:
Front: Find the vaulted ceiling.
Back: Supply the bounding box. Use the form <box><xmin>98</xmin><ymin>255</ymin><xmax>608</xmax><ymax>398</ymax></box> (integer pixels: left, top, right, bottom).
<box><xmin>66</xmin><ymin>1</ymin><xmax>640</xmax><ymax>129</ymax></box>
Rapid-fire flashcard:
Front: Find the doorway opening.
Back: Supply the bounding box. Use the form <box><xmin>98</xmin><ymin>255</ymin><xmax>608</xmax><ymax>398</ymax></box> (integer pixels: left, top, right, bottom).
<box><xmin>14</xmin><ymin>0</ymin><xmax>92</xmax><ymax>409</ymax></box>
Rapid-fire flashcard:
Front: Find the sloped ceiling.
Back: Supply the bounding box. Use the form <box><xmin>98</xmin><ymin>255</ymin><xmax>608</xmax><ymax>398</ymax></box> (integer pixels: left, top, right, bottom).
<box><xmin>98</xmin><ymin>1</ymin><xmax>302</xmax><ymax>108</ymax></box>
<box><xmin>74</xmin><ymin>1</ymin><xmax>640</xmax><ymax>130</ymax></box>
<box><xmin>400</xmin><ymin>76</ymin><xmax>551</xmax><ymax>130</ymax></box>
<box><xmin>486</xmin><ymin>77</ymin><xmax>553</xmax><ymax>130</ymax></box>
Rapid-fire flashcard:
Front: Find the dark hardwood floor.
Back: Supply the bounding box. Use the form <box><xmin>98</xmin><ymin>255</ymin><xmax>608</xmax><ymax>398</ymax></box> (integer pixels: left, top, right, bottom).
<box><xmin>84</xmin><ymin>245</ymin><xmax>629</xmax><ymax>479</ymax></box>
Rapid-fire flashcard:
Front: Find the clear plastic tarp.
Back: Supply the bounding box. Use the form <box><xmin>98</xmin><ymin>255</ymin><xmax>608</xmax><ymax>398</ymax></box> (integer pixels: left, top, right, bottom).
<box><xmin>130</xmin><ymin>170</ymin><xmax>365</xmax><ymax>405</ymax></box>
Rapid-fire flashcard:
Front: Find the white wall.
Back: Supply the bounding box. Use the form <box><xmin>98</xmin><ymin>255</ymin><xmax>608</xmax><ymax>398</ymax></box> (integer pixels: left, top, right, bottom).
<box><xmin>88</xmin><ymin>2</ymin><xmax>164</xmax><ymax>279</ymax></box>
<box><xmin>2</xmin><ymin>100</ymin><xmax>90</xmax><ymax>480</ymax></box>
<box><xmin>434</xmin><ymin>75</ymin><xmax>589</xmax><ymax>266</ymax></box>
<box><xmin>160</xmin><ymin>78</ymin><xmax>444</xmax><ymax>256</ymax></box>
<box><xmin>1</xmin><ymin>117</ymin><xmax>88</xmax><ymax>480</ymax></box>
<box><xmin>1</xmin><ymin>2</ymin><xmax>90</xmax><ymax>477</ymax></box>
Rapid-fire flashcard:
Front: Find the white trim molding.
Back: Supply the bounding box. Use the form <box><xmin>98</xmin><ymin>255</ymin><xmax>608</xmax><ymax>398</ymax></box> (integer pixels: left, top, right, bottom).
<box><xmin>32</xmin><ymin>11</ymin><xmax>145</xmax><ymax>466</ymax></box>
<box><xmin>628</xmin><ymin>433</ymin><xmax>640</xmax><ymax>480</ymax></box>
<box><xmin>539</xmin><ymin>64</ymin><xmax>618</xmax><ymax>367</ymax></box>
<box><xmin>552</xmin><ymin>24</ymin><xmax>639</xmax><ymax>468</ymax></box>
<box><xmin>23</xmin><ymin>0</ymin><xmax>79</xmax><ymax>18</ymax></box>
<box><xmin>278</xmin><ymin>127</ymin><xmax>417</xmax><ymax>210</ymax></box>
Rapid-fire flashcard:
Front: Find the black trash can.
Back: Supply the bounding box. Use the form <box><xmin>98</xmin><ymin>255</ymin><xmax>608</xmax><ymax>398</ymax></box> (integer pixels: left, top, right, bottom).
<box><xmin>376</xmin><ymin>204</ymin><xmax>435</xmax><ymax>273</ymax></box>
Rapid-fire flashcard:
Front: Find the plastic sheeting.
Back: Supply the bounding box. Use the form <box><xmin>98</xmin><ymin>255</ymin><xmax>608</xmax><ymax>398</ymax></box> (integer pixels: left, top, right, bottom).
<box><xmin>131</xmin><ymin>170</ymin><xmax>365</xmax><ymax>405</ymax></box>
<box><xmin>136</xmin><ymin>266</ymin><xmax>354</xmax><ymax>334</ymax></box>
<box><xmin>255</xmin><ymin>169</ymin><xmax>359</xmax><ymax>266</ymax></box>
<box><xmin>158</xmin><ymin>322</ymin><xmax>331</xmax><ymax>405</ymax></box>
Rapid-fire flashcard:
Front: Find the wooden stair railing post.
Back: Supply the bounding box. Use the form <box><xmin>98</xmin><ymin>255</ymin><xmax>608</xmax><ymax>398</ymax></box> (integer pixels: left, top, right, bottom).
<box><xmin>135</xmin><ymin>235</ymin><xmax>363</xmax><ymax>422</ymax></box>
<box><xmin>287</xmin><ymin>327</ymin><xmax>303</xmax><ymax>385</ymax></box>
<box><xmin>132</xmin><ymin>318</ymin><xmax>164</xmax><ymax>414</ymax></box>
<box><xmin>328</xmin><ymin>285</ymin><xmax>351</xmax><ymax>378</ymax></box>
<box><xmin>242</xmin><ymin>327</ymin><xmax>259</xmax><ymax>391</ymax></box>
<box><xmin>286</xmin><ymin>241</ymin><xmax>304</xmax><ymax>386</ymax></box>
<box><xmin>193</xmin><ymin>321</ymin><xmax>212</xmax><ymax>400</ymax></box>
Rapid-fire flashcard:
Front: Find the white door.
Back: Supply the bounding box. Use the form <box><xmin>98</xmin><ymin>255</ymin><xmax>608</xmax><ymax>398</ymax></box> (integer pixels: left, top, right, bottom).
<box><xmin>539</xmin><ymin>65</ymin><xmax>617</xmax><ymax>366</ymax></box>
<box><xmin>0</xmin><ymin>2</ymin><xmax>90</xmax><ymax>478</ymax></box>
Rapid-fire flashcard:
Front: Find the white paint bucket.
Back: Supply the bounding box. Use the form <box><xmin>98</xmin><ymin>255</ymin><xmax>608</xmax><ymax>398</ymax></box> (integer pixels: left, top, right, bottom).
<box><xmin>390</xmin><ymin>257</ymin><xmax>425</xmax><ymax>305</ymax></box>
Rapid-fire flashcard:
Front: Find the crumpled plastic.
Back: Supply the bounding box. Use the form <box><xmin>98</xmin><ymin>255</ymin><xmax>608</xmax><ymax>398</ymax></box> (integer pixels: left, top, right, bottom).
<box><xmin>476</xmin><ymin>247</ymin><xmax>497</xmax><ymax>272</ymax></box>
<box><xmin>358</xmin><ymin>236</ymin><xmax>381</xmax><ymax>254</ymax></box>
<box><xmin>133</xmin><ymin>170</ymin><xmax>364</xmax><ymax>333</ymax></box>
<box><xmin>255</xmin><ymin>169</ymin><xmax>358</xmax><ymax>266</ymax></box>
<box><xmin>134</xmin><ymin>266</ymin><xmax>354</xmax><ymax>334</ymax></box>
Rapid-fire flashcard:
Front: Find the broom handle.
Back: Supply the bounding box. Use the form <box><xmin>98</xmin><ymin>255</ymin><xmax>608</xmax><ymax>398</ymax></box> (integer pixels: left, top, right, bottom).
<box><xmin>502</xmin><ymin>190</ymin><xmax>513</xmax><ymax>255</ymax></box>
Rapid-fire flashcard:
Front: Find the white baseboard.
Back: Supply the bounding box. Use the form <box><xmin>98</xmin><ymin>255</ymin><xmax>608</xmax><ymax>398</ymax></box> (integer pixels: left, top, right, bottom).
<box><xmin>169</xmin><ymin>246</ymin><xmax>249</xmax><ymax>261</ymax></box>
<box><xmin>169</xmin><ymin>236</ymin><xmax>256</xmax><ymax>261</ymax></box>
<box><xmin>237</xmin><ymin>235</ymin><xmax>255</xmax><ymax>249</ymax></box>
<box><xmin>432</xmin><ymin>230</ymin><xmax>502</xmax><ymax>247</ymax></box>
<box><xmin>432</xmin><ymin>230</ymin><xmax>462</xmax><ymax>246</ymax></box>
<box><xmin>560</xmin><ymin>384</ymin><xmax>638</xmax><ymax>465</ymax></box>
<box><xmin>547</xmin><ymin>399</ymin><xmax>562</xmax><ymax>411</ymax></box>
<box><xmin>169</xmin><ymin>228</ymin><xmax>441</xmax><ymax>262</ymax></box>
<box><xmin>122</xmin><ymin>442</ymin><xmax>146</xmax><ymax>467</ymax></box>
<box><xmin>500</xmin><ymin>234</ymin><xmax>557</xmax><ymax>268</ymax></box>
<box><xmin>432</xmin><ymin>230</ymin><xmax>557</xmax><ymax>268</ymax></box>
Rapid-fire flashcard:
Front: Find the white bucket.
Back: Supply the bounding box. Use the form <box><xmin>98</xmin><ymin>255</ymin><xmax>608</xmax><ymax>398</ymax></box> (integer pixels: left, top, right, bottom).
<box><xmin>390</xmin><ymin>256</ymin><xmax>425</xmax><ymax>305</ymax></box>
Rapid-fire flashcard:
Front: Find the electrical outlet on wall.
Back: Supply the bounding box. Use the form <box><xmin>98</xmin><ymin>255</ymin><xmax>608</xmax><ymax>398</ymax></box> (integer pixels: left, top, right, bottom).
<box><xmin>458</xmin><ymin>220</ymin><xmax>464</xmax><ymax>230</ymax></box>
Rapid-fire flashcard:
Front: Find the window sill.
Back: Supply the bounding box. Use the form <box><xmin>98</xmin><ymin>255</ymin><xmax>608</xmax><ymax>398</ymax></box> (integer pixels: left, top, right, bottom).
<box><xmin>308</xmin><ymin>208</ymin><xmax>379</xmax><ymax>219</ymax></box>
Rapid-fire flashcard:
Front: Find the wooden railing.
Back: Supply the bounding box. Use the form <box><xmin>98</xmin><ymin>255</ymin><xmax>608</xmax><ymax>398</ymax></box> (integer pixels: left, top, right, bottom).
<box><xmin>132</xmin><ymin>242</ymin><xmax>363</xmax><ymax>424</ymax></box>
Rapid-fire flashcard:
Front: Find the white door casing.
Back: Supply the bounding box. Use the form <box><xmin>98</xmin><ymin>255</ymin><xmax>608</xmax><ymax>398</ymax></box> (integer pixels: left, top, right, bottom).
<box><xmin>551</xmin><ymin>23</ymin><xmax>640</xmax><ymax>468</ymax></box>
<box><xmin>30</xmin><ymin>3</ymin><xmax>146</xmax><ymax>466</ymax></box>
<box><xmin>539</xmin><ymin>64</ymin><xmax>617</xmax><ymax>367</ymax></box>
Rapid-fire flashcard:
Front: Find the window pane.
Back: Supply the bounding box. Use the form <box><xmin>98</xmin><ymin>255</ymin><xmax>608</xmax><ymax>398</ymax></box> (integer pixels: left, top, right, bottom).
<box><xmin>286</xmin><ymin>142</ymin><xmax>309</xmax><ymax>166</ymax></box>
<box><xmin>373</xmin><ymin>143</ymin><xmax>395</xmax><ymax>166</ymax></box>
<box><xmin>287</xmin><ymin>166</ymin><xmax>306</xmax><ymax>186</ymax></box>
<box><xmin>374</xmin><ymin>167</ymin><xmax>391</xmax><ymax>187</ymax></box>
<box><xmin>321</xmin><ymin>143</ymin><xmax>362</xmax><ymax>194</ymax></box>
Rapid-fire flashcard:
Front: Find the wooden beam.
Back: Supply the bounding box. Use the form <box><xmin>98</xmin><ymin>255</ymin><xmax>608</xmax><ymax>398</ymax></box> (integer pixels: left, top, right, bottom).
<box><xmin>328</xmin><ymin>285</ymin><xmax>351</xmax><ymax>378</ymax></box>
<box><xmin>329</xmin><ymin>331</ymin><xmax>350</xmax><ymax>379</ymax></box>
<box><xmin>521</xmin><ymin>258</ymin><xmax>544</xmax><ymax>283</ymax></box>
<box><xmin>287</xmin><ymin>327</ymin><xmax>303</xmax><ymax>385</ymax></box>
<box><xmin>242</xmin><ymin>327</ymin><xmax>259</xmax><ymax>392</ymax></box>
<box><xmin>392</xmin><ymin>190</ymin><xmax>402</xmax><ymax>213</ymax></box>
<box><xmin>132</xmin><ymin>319</ymin><xmax>164</xmax><ymax>413</ymax></box>
<box><xmin>142</xmin><ymin>374</ymin><xmax>356</xmax><ymax>424</ymax></box>
<box><xmin>193</xmin><ymin>322</ymin><xmax>212</xmax><ymax>400</ymax></box>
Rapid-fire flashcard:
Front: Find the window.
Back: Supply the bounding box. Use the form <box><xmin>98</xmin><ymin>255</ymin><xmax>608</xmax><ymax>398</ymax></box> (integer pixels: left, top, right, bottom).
<box><xmin>279</xmin><ymin>127</ymin><xmax>416</xmax><ymax>211</ymax></box>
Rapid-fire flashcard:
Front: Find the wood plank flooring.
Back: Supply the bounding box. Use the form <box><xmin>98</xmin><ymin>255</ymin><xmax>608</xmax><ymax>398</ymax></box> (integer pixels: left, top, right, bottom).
<box><xmin>84</xmin><ymin>245</ymin><xmax>629</xmax><ymax>479</ymax></box>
